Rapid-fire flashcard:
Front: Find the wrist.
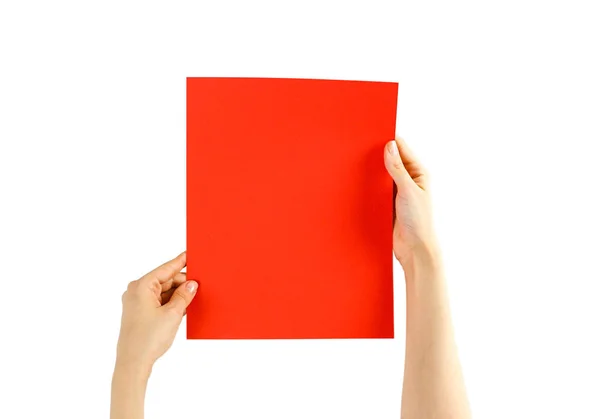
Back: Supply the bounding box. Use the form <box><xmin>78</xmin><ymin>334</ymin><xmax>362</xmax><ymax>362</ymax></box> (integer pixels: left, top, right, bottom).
<box><xmin>399</xmin><ymin>241</ymin><xmax>443</xmax><ymax>277</ymax></box>
<box><xmin>113</xmin><ymin>357</ymin><xmax>153</xmax><ymax>383</ymax></box>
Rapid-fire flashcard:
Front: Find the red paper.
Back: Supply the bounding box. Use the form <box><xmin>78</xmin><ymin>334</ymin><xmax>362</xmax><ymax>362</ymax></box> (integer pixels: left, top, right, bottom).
<box><xmin>186</xmin><ymin>77</ymin><xmax>398</xmax><ymax>339</ymax></box>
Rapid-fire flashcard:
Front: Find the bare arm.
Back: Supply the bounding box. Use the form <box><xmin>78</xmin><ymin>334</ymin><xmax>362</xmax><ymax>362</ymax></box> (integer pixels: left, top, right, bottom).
<box><xmin>110</xmin><ymin>362</ymin><xmax>150</xmax><ymax>419</ymax></box>
<box><xmin>110</xmin><ymin>252</ymin><xmax>198</xmax><ymax>419</ymax></box>
<box><xmin>401</xmin><ymin>248</ymin><xmax>469</xmax><ymax>419</ymax></box>
<box><xmin>383</xmin><ymin>139</ymin><xmax>470</xmax><ymax>419</ymax></box>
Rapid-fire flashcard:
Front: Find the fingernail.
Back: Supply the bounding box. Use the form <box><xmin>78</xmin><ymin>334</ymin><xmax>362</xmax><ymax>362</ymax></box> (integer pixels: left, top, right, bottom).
<box><xmin>186</xmin><ymin>281</ymin><xmax>198</xmax><ymax>293</ymax></box>
<box><xmin>387</xmin><ymin>141</ymin><xmax>399</xmax><ymax>156</ymax></box>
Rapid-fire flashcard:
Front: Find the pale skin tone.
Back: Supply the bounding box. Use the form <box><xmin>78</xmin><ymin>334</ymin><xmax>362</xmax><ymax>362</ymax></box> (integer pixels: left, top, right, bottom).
<box><xmin>384</xmin><ymin>138</ymin><xmax>471</xmax><ymax>419</ymax></box>
<box><xmin>111</xmin><ymin>138</ymin><xmax>470</xmax><ymax>419</ymax></box>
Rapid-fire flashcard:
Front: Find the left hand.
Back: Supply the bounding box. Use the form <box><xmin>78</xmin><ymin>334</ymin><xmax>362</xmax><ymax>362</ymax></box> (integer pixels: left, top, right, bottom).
<box><xmin>115</xmin><ymin>251</ymin><xmax>198</xmax><ymax>375</ymax></box>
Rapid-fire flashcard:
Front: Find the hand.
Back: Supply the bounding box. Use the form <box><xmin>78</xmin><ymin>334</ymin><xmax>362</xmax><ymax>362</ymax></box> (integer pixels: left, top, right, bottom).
<box><xmin>383</xmin><ymin>138</ymin><xmax>439</xmax><ymax>265</ymax></box>
<box><xmin>115</xmin><ymin>251</ymin><xmax>198</xmax><ymax>375</ymax></box>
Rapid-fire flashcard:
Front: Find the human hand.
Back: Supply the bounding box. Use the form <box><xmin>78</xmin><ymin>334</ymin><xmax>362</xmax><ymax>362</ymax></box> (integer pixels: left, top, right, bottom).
<box><xmin>383</xmin><ymin>138</ymin><xmax>439</xmax><ymax>266</ymax></box>
<box><xmin>115</xmin><ymin>252</ymin><xmax>198</xmax><ymax>376</ymax></box>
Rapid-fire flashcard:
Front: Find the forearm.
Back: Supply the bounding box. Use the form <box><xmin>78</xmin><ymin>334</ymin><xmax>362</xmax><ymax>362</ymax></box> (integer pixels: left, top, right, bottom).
<box><xmin>401</xmin><ymin>247</ymin><xmax>470</xmax><ymax>419</ymax></box>
<box><xmin>110</xmin><ymin>360</ymin><xmax>151</xmax><ymax>419</ymax></box>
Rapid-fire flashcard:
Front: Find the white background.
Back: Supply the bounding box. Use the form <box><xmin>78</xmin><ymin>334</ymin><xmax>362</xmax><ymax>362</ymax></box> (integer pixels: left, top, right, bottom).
<box><xmin>1</xmin><ymin>1</ymin><xmax>599</xmax><ymax>418</ymax></box>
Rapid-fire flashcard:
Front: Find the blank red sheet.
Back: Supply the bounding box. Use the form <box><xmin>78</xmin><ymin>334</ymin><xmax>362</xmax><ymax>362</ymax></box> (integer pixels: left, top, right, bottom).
<box><xmin>186</xmin><ymin>77</ymin><xmax>398</xmax><ymax>339</ymax></box>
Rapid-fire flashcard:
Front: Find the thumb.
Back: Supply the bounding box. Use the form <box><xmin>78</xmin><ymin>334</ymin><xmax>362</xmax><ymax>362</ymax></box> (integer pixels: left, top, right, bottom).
<box><xmin>164</xmin><ymin>280</ymin><xmax>198</xmax><ymax>316</ymax></box>
<box><xmin>384</xmin><ymin>140</ymin><xmax>411</xmax><ymax>186</ymax></box>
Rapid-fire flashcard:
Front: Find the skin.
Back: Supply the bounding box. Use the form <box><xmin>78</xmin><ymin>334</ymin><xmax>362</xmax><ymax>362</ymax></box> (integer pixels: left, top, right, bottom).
<box><xmin>111</xmin><ymin>138</ymin><xmax>470</xmax><ymax>419</ymax></box>
<box><xmin>384</xmin><ymin>138</ymin><xmax>471</xmax><ymax>419</ymax></box>
<box><xmin>111</xmin><ymin>253</ymin><xmax>197</xmax><ymax>419</ymax></box>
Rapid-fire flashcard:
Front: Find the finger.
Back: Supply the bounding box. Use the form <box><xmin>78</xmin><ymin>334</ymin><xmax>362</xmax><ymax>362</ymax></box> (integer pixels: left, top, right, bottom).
<box><xmin>159</xmin><ymin>273</ymin><xmax>188</xmax><ymax>304</ymax></box>
<box><xmin>160</xmin><ymin>272</ymin><xmax>187</xmax><ymax>292</ymax></box>
<box><xmin>395</xmin><ymin>137</ymin><xmax>428</xmax><ymax>189</ymax></box>
<box><xmin>161</xmin><ymin>288</ymin><xmax>175</xmax><ymax>305</ymax></box>
<box><xmin>163</xmin><ymin>280</ymin><xmax>198</xmax><ymax>316</ymax></box>
<box><xmin>123</xmin><ymin>279</ymin><xmax>162</xmax><ymax>308</ymax></box>
<box><xmin>140</xmin><ymin>251</ymin><xmax>187</xmax><ymax>285</ymax></box>
<box><xmin>392</xmin><ymin>181</ymin><xmax>398</xmax><ymax>225</ymax></box>
<box><xmin>384</xmin><ymin>140</ymin><xmax>411</xmax><ymax>186</ymax></box>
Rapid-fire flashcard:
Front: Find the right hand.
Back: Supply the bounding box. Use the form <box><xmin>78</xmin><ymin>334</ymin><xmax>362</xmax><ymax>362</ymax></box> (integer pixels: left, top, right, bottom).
<box><xmin>383</xmin><ymin>138</ymin><xmax>439</xmax><ymax>265</ymax></box>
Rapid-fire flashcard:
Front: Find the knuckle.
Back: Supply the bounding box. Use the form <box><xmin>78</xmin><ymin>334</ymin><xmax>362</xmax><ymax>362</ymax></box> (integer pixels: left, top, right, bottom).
<box><xmin>173</xmin><ymin>288</ymin><xmax>188</xmax><ymax>303</ymax></box>
<box><xmin>125</xmin><ymin>280</ymin><xmax>146</xmax><ymax>300</ymax></box>
<box><xmin>122</xmin><ymin>280</ymin><xmax>139</xmax><ymax>301</ymax></box>
<box><xmin>150</xmin><ymin>280</ymin><xmax>161</xmax><ymax>295</ymax></box>
<box><xmin>166</xmin><ymin>303</ymin><xmax>184</xmax><ymax>317</ymax></box>
<box><xmin>392</xmin><ymin>160</ymin><xmax>404</xmax><ymax>171</ymax></box>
